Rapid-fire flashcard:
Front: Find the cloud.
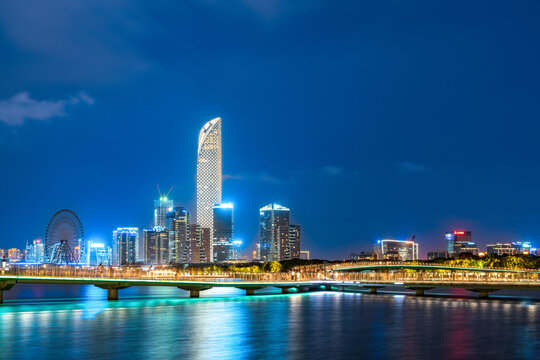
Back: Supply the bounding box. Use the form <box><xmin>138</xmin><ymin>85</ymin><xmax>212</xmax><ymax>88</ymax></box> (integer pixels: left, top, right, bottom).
<box><xmin>319</xmin><ymin>165</ymin><xmax>344</xmax><ymax>176</ymax></box>
<box><xmin>2</xmin><ymin>1</ymin><xmax>154</xmax><ymax>84</ymax></box>
<box><xmin>0</xmin><ymin>91</ymin><xmax>95</xmax><ymax>126</ymax></box>
<box><xmin>397</xmin><ymin>161</ymin><xmax>427</xmax><ymax>172</ymax></box>
<box><xmin>223</xmin><ymin>172</ymin><xmax>290</xmax><ymax>185</ymax></box>
<box><xmin>224</xmin><ymin>166</ymin><xmax>350</xmax><ymax>185</ymax></box>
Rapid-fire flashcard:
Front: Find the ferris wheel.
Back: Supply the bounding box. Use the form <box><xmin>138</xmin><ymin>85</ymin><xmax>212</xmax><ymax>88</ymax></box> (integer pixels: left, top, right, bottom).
<box><xmin>44</xmin><ymin>209</ymin><xmax>85</xmax><ymax>264</ymax></box>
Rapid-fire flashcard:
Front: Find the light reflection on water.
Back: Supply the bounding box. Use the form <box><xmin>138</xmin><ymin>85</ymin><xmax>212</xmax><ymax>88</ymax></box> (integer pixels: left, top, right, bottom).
<box><xmin>1</xmin><ymin>285</ymin><xmax>540</xmax><ymax>359</ymax></box>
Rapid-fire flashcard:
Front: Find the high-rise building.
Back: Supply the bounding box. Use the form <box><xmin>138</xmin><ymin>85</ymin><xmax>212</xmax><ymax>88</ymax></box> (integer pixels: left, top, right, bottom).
<box><xmin>446</xmin><ymin>231</ymin><xmax>472</xmax><ymax>256</ymax></box>
<box><xmin>167</xmin><ymin>207</ymin><xmax>190</xmax><ymax>263</ymax></box>
<box><xmin>189</xmin><ymin>224</ymin><xmax>211</xmax><ymax>263</ymax></box>
<box><xmin>196</xmin><ymin>118</ymin><xmax>222</xmax><ymax>251</ymax></box>
<box><xmin>288</xmin><ymin>225</ymin><xmax>301</xmax><ymax>260</ymax></box>
<box><xmin>87</xmin><ymin>241</ymin><xmax>112</xmax><ymax>266</ymax></box>
<box><xmin>212</xmin><ymin>203</ymin><xmax>234</xmax><ymax>262</ymax></box>
<box><xmin>259</xmin><ymin>203</ymin><xmax>290</xmax><ymax>261</ymax></box>
<box><xmin>154</xmin><ymin>196</ymin><xmax>173</xmax><ymax>229</ymax></box>
<box><xmin>112</xmin><ymin>227</ymin><xmax>138</xmax><ymax>265</ymax></box>
<box><xmin>25</xmin><ymin>239</ymin><xmax>45</xmax><ymax>263</ymax></box>
<box><xmin>8</xmin><ymin>248</ymin><xmax>21</xmax><ymax>262</ymax></box>
<box><xmin>144</xmin><ymin>228</ymin><xmax>169</xmax><ymax>265</ymax></box>
<box><xmin>374</xmin><ymin>239</ymin><xmax>419</xmax><ymax>261</ymax></box>
<box><xmin>188</xmin><ymin>224</ymin><xmax>200</xmax><ymax>263</ymax></box>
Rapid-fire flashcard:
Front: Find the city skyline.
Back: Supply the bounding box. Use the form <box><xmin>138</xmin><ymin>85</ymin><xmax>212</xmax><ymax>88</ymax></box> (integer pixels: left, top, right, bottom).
<box><xmin>2</xmin><ymin>1</ymin><xmax>540</xmax><ymax>259</ymax></box>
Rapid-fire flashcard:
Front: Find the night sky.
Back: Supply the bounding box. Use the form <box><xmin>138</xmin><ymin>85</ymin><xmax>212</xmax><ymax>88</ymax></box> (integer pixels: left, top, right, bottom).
<box><xmin>1</xmin><ymin>0</ymin><xmax>539</xmax><ymax>259</ymax></box>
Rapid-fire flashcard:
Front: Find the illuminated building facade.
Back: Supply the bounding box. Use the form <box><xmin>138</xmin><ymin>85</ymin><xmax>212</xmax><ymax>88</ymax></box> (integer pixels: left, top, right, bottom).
<box><xmin>486</xmin><ymin>242</ymin><xmax>534</xmax><ymax>256</ymax></box>
<box><xmin>212</xmin><ymin>203</ymin><xmax>234</xmax><ymax>262</ymax></box>
<box><xmin>8</xmin><ymin>248</ymin><xmax>22</xmax><ymax>262</ymax></box>
<box><xmin>512</xmin><ymin>242</ymin><xmax>534</xmax><ymax>255</ymax></box>
<box><xmin>112</xmin><ymin>227</ymin><xmax>138</xmax><ymax>265</ymax></box>
<box><xmin>288</xmin><ymin>225</ymin><xmax>301</xmax><ymax>260</ymax></box>
<box><xmin>427</xmin><ymin>250</ymin><xmax>449</xmax><ymax>260</ymax></box>
<box><xmin>25</xmin><ymin>239</ymin><xmax>45</xmax><ymax>263</ymax></box>
<box><xmin>87</xmin><ymin>241</ymin><xmax>112</xmax><ymax>266</ymax></box>
<box><xmin>259</xmin><ymin>203</ymin><xmax>290</xmax><ymax>261</ymax></box>
<box><xmin>446</xmin><ymin>231</ymin><xmax>472</xmax><ymax>256</ymax></box>
<box><xmin>154</xmin><ymin>196</ymin><xmax>173</xmax><ymax>229</ymax></box>
<box><xmin>374</xmin><ymin>239</ymin><xmax>418</xmax><ymax>261</ymax></box>
<box><xmin>144</xmin><ymin>228</ymin><xmax>169</xmax><ymax>265</ymax></box>
<box><xmin>196</xmin><ymin>118</ymin><xmax>222</xmax><ymax>253</ymax></box>
<box><xmin>300</xmin><ymin>250</ymin><xmax>310</xmax><ymax>260</ymax></box>
<box><xmin>167</xmin><ymin>207</ymin><xmax>190</xmax><ymax>263</ymax></box>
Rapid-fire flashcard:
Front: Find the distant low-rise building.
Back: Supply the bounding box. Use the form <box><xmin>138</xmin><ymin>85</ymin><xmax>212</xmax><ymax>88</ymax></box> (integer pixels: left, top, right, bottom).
<box><xmin>300</xmin><ymin>250</ymin><xmax>310</xmax><ymax>260</ymax></box>
<box><xmin>374</xmin><ymin>239</ymin><xmax>418</xmax><ymax>261</ymax></box>
<box><xmin>455</xmin><ymin>242</ymin><xmax>479</xmax><ymax>256</ymax></box>
<box><xmin>486</xmin><ymin>243</ymin><xmax>517</xmax><ymax>256</ymax></box>
<box><xmin>427</xmin><ymin>250</ymin><xmax>449</xmax><ymax>260</ymax></box>
<box><xmin>350</xmin><ymin>251</ymin><xmax>375</xmax><ymax>260</ymax></box>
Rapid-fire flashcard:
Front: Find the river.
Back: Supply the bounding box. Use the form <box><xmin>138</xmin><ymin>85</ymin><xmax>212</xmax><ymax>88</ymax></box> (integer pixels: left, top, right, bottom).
<box><xmin>1</xmin><ymin>285</ymin><xmax>539</xmax><ymax>359</ymax></box>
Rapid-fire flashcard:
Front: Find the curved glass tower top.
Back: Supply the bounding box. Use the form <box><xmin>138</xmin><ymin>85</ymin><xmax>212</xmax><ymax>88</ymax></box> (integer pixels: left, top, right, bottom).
<box><xmin>196</xmin><ymin>117</ymin><xmax>222</xmax><ymax>249</ymax></box>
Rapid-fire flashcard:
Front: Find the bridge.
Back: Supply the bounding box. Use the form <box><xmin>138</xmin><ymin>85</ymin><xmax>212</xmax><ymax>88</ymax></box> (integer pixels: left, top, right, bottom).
<box><xmin>1</xmin><ymin>262</ymin><xmax>540</xmax><ymax>302</ymax></box>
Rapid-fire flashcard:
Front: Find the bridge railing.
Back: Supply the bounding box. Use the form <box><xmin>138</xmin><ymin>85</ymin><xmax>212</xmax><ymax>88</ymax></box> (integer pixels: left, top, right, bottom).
<box><xmin>0</xmin><ymin>265</ymin><xmax>321</xmax><ymax>283</ymax></box>
<box><xmin>296</xmin><ymin>260</ymin><xmax>538</xmax><ymax>273</ymax></box>
<box><xmin>2</xmin><ymin>264</ymin><xmax>540</xmax><ymax>285</ymax></box>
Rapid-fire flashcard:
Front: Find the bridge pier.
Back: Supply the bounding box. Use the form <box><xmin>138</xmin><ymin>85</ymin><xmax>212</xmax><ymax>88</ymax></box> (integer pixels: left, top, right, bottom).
<box><xmin>0</xmin><ymin>281</ymin><xmax>16</xmax><ymax>304</ymax></box>
<box><xmin>368</xmin><ymin>287</ymin><xmax>378</xmax><ymax>294</ymax></box>
<box><xmin>324</xmin><ymin>285</ymin><xmax>332</xmax><ymax>291</ymax></box>
<box><xmin>108</xmin><ymin>288</ymin><xmax>118</xmax><ymax>301</ymax></box>
<box><xmin>466</xmin><ymin>288</ymin><xmax>499</xmax><ymax>299</ymax></box>
<box><xmin>94</xmin><ymin>284</ymin><xmax>131</xmax><ymax>301</ymax></box>
<box><xmin>177</xmin><ymin>286</ymin><xmax>213</xmax><ymax>298</ymax></box>
<box><xmin>406</xmin><ymin>287</ymin><xmax>434</xmax><ymax>296</ymax></box>
<box><xmin>280</xmin><ymin>287</ymin><xmax>290</xmax><ymax>294</ymax></box>
<box><xmin>236</xmin><ymin>286</ymin><xmax>265</xmax><ymax>296</ymax></box>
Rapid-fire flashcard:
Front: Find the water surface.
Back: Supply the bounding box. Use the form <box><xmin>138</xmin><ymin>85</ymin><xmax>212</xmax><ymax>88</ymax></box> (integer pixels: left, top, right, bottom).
<box><xmin>1</xmin><ymin>285</ymin><xmax>540</xmax><ymax>359</ymax></box>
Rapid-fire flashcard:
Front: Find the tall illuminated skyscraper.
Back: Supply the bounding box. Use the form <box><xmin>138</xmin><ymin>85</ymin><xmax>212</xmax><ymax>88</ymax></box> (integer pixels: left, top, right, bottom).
<box><xmin>154</xmin><ymin>196</ymin><xmax>173</xmax><ymax>229</ymax></box>
<box><xmin>259</xmin><ymin>203</ymin><xmax>290</xmax><ymax>261</ymax></box>
<box><xmin>167</xmin><ymin>207</ymin><xmax>190</xmax><ymax>263</ymax></box>
<box><xmin>112</xmin><ymin>227</ymin><xmax>138</xmax><ymax>265</ymax></box>
<box><xmin>212</xmin><ymin>203</ymin><xmax>234</xmax><ymax>262</ymax></box>
<box><xmin>196</xmin><ymin>117</ymin><xmax>222</xmax><ymax>256</ymax></box>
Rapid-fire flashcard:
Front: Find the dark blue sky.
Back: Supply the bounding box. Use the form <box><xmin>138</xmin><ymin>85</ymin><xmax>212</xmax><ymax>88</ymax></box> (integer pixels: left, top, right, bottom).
<box><xmin>1</xmin><ymin>0</ymin><xmax>540</xmax><ymax>259</ymax></box>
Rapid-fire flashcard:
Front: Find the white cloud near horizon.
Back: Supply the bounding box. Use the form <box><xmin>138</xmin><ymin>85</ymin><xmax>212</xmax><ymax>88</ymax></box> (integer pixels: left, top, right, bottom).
<box><xmin>0</xmin><ymin>91</ymin><xmax>94</xmax><ymax>125</ymax></box>
<box><xmin>224</xmin><ymin>165</ymin><xmax>348</xmax><ymax>185</ymax></box>
<box><xmin>397</xmin><ymin>161</ymin><xmax>428</xmax><ymax>172</ymax></box>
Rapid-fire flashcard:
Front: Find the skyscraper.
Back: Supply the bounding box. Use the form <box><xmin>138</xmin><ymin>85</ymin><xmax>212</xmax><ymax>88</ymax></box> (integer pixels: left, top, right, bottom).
<box><xmin>167</xmin><ymin>207</ymin><xmax>190</xmax><ymax>263</ymax></box>
<box><xmin>189</xmin><ymin>224</ymin><xmax>211</xmax><ymax>263</ymax></box>
<box><xmin>87</xmin><ymin>241</ymin><xmax>112</xmax><ymax>266</ymax></box>
<box><xmin>212</xmin><ymin>203</ymin><xmax>234</xmax><ymax>262</ymax></box>
<box><xmin>112</xmin><ymin>227</ymin><xmax>138</xmax><ymax>265</ymax></box>
<box><xmin>196</xmin><ymin>118</ymin><xmax>222</xmax><ymax>255</ymax></box>
<box><xmin>144</xmin><ymin>228</ymin><xmax>169</xmax><ymax>265</ymax></box>
<box><xmin>259</xmin><ymin>203</ymin><xmax>290</xmax><ymax>261</ymax></box>
<box><xmin>154</xmin><ymin>196</ymin><xmax>173</xmax><ymax>229</ymax></box>
<box><xmin>288</xmin><ymin>225</ymin><xmax>301</xmax><ymax>260</ymax></box>
<box><xmin>25</xmin><ymin>239</ymin><xmax>45</xmax><ymax>263</ymax></box>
